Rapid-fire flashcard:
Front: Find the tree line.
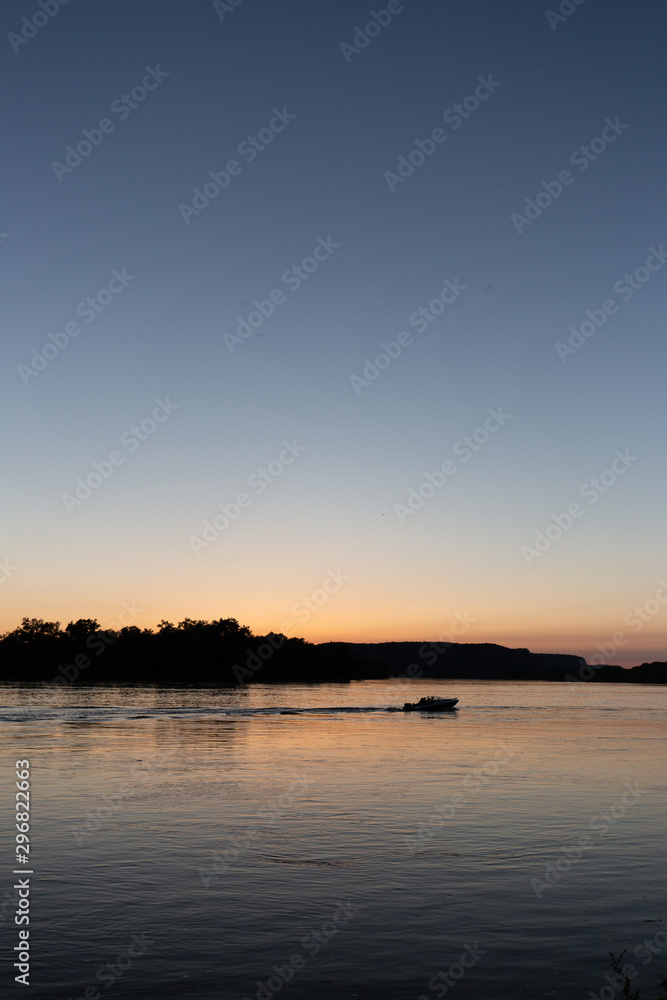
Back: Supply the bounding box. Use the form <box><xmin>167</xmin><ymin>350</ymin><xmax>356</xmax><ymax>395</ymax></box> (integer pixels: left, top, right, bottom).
<box><xmin>1</xmin><ymin>617</ymin><xmax>664</xmax><ymax>686</ymax></box>
<box><xmin>0</xmin><ymin>617</ymin><xmax>386</xmax><ymax>686</ymax></box>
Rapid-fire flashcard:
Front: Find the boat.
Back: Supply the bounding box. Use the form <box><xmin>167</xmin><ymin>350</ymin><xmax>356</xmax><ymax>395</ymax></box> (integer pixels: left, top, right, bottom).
<box><xmin>402</xmin><ymin>696</ymin><xmax>459</xmax><ymax>712</ymax></box>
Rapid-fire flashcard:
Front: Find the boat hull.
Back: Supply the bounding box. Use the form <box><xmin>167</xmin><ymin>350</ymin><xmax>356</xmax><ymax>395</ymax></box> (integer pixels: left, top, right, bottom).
<box><xmin>403</xmin><ymin>698</ymin><xmax>459</xmax><ymax>712</ymax></box>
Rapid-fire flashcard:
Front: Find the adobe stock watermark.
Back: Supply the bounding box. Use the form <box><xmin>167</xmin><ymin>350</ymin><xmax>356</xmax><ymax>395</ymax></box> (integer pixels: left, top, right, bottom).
<box><xmin>178</xmin><ymin>106</ymin><xmax>296</xmax><ymax>224</ymax></box>
<box><xmin>586</xmin><ymin>920</ymin><xmax>667</xmax><ymax>1000</ymax></box>
<box><xmin>18</xmin><ymin>267</ymin><xmax>136</xmax><ymax>385</ymax></box>
<box><xmin>589</xmin><ymin>956</ymin><xmax>640</xmax><ymax>1000</ymax></box>
<box><xmin>384</xmin><ymin>75</ymin><xmax>502</xmax><ymax>192</ymax></box>
<box><xmin>281</xmin><ymin>567</ymin><xmax>351</xmax><ymax>630</ymax></box>
<box><xmin>521</xmin><ymin>450</ymin><xmax>638</xmax><ymax>566</ymax></box>
<box><xmin>617</xmin><ymin>580</ymin><xmax>667</xmax><ymax>641</ymax></box>
<box><xmin>0</xmin><ymin>558</ymin><xmax>17</xmax><ymax>585</ymax></box>
<box><xmin>404</xmin><ymin>743</ymin><xmax>515</xmax><ymax>856</ymax></box>
<box><xmin>52</xmin><ymin>66</ymin><xmax>169</xmax><ymax>182</ymax></box>
<box><xmin>340</xmin><ymin>0</ymin><xmax>415</xmax><ymax>62</ymax></box>
<box><xmin>511</xmin><ymin>116</ymin><xmax>629</xmax><ymax>234</ymax></box>
<box><xmin>224</xmin><ymin>236</ymin><xmax>340</xmax><ymax>352</ymax></box>
<box><xmin>232</xmin><ymin>568</ymin><xmax>351</xmax><ymax>685</ymax></box>
<box><xmin>213</xmin><ymin>0</ymin><xmax>246</xmax><ymax>21</ymax></box>
<box><xmin>382</xmin><ymin>610</ymin><xmax>477</xmax><ymax>709</ymax></box>
<box><xmin>590</xmin><ymin>925</ymin><xmax>667</xmax><ymax>1000</ymax></box>
<box><xmin>61</xmin><ymin>398</ymin><xmax>179</xmax><ymax>513</ymax></box>
<box><xmin>199</xmin><ymin>771</ymin><xmax>313</xmax><ymax>887</ymax></box>
<box><xmin>556</xmin><ymin>245</ymin><xmax>666</xmax><ymax>361</ymax></box>
<box><xmin>8</xmin><ymin>0</ymin><xmax>74</xmax><ymax>54</ymax></box>
<box><xmin>66</xmin><ymin>931</ymin><xmax>154</xmax><ymax>999</ymax></box>
<box><xmin>189</xmin><ymin>439</ymin><xmax>305</xmax><ymax>554</ymax></box>
<box><xmin>242</xmin><ymin>900</ymin><xmax>356</xmax><ymax>1000</ymax></box>
<box><xmin>417</xmin><ymin>613</ymin><xmax>477</xmax><ymax>666</ymax></box>
<box><xmin>419</xmin><ymin>943</ymin><xmax>487</xmax><ymax>1000</ymax></box>
<box><xmin>386</xmin><ymin>611</ymin><xmax>477</xmax><ymax>698</ymax></box>
<box><xmin>394</xmin><ymin>408</ymin><xmax>511</xmax><ymax>524</ymax></box>
<box><xmin>0</xmin><ymin>886</ymin><xmax>20</xmax><ymax>928</ymax></box>
<box><xmin>565</xmin><ymin>579</ymin><xmax>667</xmax><ymax>682</ymax></box>
<box><xmin>72</xmin><ymin>752</ymin><xmax>170</xmax><ymax>845</ymax></box>
<box><xmin>232</xmin><ymin>633</ymin><xmax>286</xmax><ymax>685</ymax></box>
<box><xmin>350</xmin><ymin>276</ymin><xmax>468</xmax><ymax>394</ymax></box>
<box><xmin>530</xmin><ymin>781</ymin><xmax>648</xmax><ymax>898</ymax></box>
<box><xmin>50</xmin><ymin>600</ymin><xmax>145</xmax><ymax>688</ymax></box>
<box><xmin>545</xmin><ymin>0</ymin><xmax>587</xmax><ymax>32</ymax></box>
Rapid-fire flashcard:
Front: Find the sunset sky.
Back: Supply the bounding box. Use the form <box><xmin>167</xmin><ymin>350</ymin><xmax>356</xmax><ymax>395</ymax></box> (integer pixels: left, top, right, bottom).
<box><xmin>3</xmin><ymin>0</ymin><xmax>666</xmax><ymax>667</ymax></box>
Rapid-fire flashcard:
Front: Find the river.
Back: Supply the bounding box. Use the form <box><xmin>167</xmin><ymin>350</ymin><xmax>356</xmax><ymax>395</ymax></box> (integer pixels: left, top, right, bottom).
<box><xmin>1</xmin><ymin>679</ymin><xmax>665</xmax><ymax>998</ymax></box>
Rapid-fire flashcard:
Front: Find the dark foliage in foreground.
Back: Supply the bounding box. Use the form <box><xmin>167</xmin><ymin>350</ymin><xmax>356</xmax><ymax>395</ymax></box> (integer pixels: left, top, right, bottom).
<box><xmin>607</xmin><ymin>951</ymin><xmax>667</xmax><ymax>1000</ymax></box>
<box><xmin>1</xmin><ymin>618</ymin><xmax>665</xmax><ymax>686</ymax></box>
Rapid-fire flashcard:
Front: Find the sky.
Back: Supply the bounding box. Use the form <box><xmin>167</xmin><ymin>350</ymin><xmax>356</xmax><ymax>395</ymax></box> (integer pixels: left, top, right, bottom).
<box><xmin>2</xmin><ymin>0</ymin><xmax>666</xmax><ymax>667</ymax></box>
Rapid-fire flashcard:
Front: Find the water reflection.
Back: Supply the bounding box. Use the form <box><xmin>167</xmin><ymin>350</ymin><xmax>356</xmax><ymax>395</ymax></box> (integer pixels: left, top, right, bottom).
<box><xmin>0</xmin><ymin>680</ymin><xmax>665</xmax><ymax>999</ymax></box>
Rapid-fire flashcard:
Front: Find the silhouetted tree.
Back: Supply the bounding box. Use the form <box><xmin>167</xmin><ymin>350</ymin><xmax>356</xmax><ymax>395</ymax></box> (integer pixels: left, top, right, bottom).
<box><xmin>0</xmin><ymin>619</ymin><xmax>664</xmax><ymax>686</ymax></box>
<box><xmin>65</xmin><ymin>619</ymin><xmax>100</xmax><ymax>643</ymax></box>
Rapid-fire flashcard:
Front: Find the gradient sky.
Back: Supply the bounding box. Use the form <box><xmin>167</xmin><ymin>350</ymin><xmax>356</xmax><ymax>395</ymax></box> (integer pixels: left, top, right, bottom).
<box><xmin>3</xmin><ymin>0</ymin><xmax>666</xmax><ymax>666</ymax></box>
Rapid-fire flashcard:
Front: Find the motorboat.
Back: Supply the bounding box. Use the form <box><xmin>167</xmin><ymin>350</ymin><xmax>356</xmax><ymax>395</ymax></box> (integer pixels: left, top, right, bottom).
<box><xmin>402</xmin><ymin>696</ymin><xmax>459</xmax><ymax>712</ymax></box>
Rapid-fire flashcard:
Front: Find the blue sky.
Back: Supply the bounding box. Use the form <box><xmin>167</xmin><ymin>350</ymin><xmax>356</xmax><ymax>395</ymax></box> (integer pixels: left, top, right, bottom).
<box><xmin>3</xmin><ymin>0</ymin><xmax>666</xmax><ymax>666</ymax></box>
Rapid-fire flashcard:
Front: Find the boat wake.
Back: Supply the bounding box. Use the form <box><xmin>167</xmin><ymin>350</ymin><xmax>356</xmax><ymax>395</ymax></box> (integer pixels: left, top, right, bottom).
<box><xmin>0</xmin><ymin>703</ymin><xmax>461</xmax><ymax>725</ymax></box>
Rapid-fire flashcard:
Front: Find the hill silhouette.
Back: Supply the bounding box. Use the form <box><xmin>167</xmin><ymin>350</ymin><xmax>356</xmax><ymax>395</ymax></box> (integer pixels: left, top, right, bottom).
<box><xmin>342</xmin><ymin>641</ymin><xmax>586</xmax><ymax>680</ymax></box>
<box><xmin>339</xmin><ymin>641</ymin><xmax>666</xmax><ymax>683</ymax></box>
<box><xmin>0</xmin><ymin>617</ymin><xmax>665</xmax><ymax>686</ymax></box>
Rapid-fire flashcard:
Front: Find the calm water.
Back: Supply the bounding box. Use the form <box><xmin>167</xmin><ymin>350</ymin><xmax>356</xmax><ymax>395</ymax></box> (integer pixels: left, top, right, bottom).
<box><xmin>1</xmin><ymin>680</ymin><xmax>666</xmax><ymax>999</ymax></box>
